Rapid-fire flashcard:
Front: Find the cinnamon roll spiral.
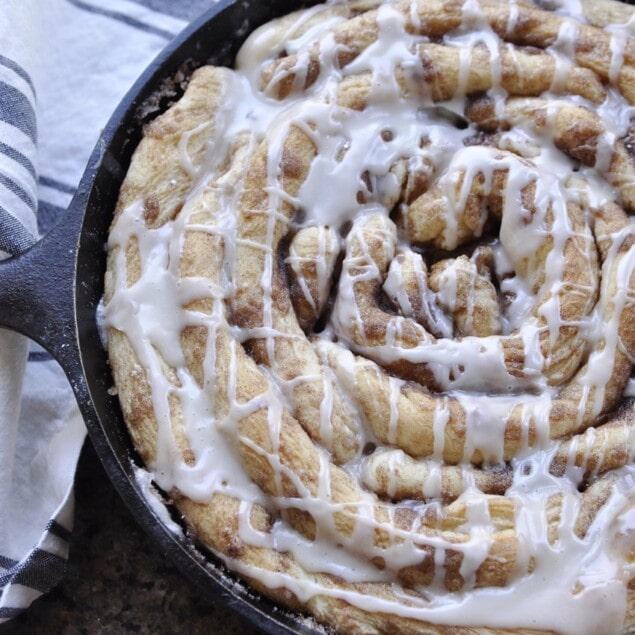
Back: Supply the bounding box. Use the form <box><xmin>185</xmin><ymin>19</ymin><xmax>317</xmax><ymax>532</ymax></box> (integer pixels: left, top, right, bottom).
<box><xmin>104</xmin><ymin>1</ymin><xmax>635</xmax><ymax>633</ymax></box>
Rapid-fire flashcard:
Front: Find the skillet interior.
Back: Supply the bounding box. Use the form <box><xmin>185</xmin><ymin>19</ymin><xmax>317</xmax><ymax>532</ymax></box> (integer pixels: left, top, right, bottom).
<box><xmin>71</xmin><ymin>1</ymin><xmax>323</xmax><ymax>633</ymax></box>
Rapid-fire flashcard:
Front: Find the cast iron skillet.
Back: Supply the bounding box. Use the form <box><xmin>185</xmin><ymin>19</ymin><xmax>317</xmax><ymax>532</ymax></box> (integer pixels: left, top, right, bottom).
<box><xmin>0</xmin><ymin>1</ymin><xmax>324</xmax><ymax>633</ymax></box>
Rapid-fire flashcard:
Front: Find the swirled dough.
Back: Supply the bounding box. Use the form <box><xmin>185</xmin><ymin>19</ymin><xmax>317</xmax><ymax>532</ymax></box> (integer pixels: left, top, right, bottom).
<box><xmin>104</xmin><ymin>1</ymin><xmax>635</xmax><ymax>633</ymax></box>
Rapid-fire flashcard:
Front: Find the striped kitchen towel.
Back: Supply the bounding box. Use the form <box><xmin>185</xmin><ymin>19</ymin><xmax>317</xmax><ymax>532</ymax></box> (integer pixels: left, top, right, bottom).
<box><xmin>0</xmin><ymin>0</ymin><xmax>213</xmax><ymax>622</ymax></box>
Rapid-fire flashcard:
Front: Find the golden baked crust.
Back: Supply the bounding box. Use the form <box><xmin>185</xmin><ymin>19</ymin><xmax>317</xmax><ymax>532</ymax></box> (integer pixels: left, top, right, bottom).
<box><xmin>104</xmin><ymin>1</ymin><xmax>635</xmax><ymax>633</ymax></box>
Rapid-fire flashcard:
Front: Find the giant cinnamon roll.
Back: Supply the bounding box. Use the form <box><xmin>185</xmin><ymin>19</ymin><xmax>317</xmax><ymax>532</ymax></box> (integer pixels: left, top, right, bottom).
<box><xmin>104</xmin><ymin>0</ymin><xmax>635</xmax><ymax>633</ymax></box>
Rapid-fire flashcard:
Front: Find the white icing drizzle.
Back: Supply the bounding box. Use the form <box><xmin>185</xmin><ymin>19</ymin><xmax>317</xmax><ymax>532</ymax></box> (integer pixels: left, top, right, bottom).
<box><xmin>103</xmin><ymin>1</ymin><xmax>635</xmax><ymax>633</ymax></box>
<box><xmin>609</xmin><ymin>30</ymin><xmax>628</xmax><ymax>84</ymax></box>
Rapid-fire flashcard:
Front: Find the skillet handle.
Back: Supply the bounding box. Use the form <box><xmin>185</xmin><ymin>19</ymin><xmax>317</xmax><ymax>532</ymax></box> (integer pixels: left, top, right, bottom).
<box><xmin>0</xmin><ymin>187</ymin><xmax>87</xmax><ymax>377</ymax></box>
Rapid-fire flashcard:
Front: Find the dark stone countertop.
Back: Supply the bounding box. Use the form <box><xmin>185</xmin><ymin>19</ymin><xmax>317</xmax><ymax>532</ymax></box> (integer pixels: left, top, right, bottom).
<box><xmin>0</xmin><ymin>441</ymin><xmax>259</xmax><ymax>635</ymax></box>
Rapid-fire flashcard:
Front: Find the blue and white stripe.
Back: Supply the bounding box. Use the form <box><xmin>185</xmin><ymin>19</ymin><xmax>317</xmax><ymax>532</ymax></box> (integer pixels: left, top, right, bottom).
<box><xmin>0</xmin><ymin>53</ymin><xmax>37</xmax><ymax>258</ymax></box>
